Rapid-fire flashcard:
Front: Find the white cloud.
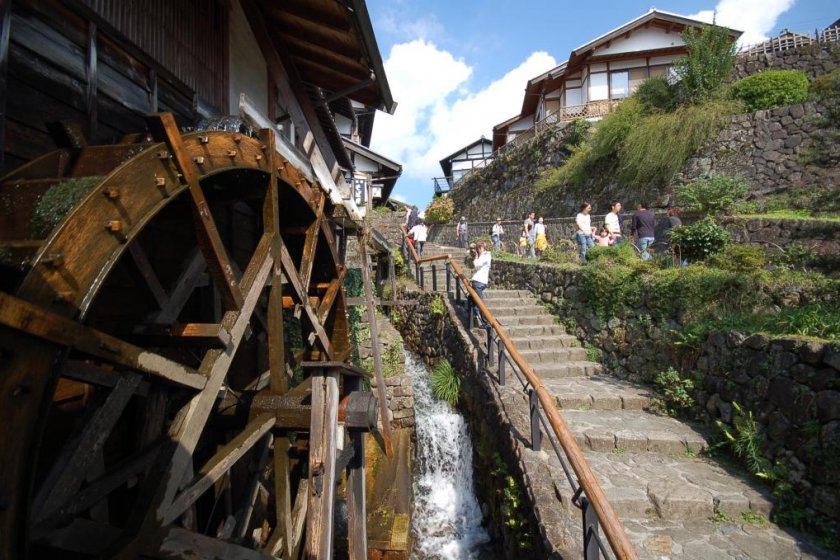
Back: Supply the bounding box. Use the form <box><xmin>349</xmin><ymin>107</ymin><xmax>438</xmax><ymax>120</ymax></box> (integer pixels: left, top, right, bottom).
<box><xmin>688</xmin><ymin>0</ymin><xmax>796</xmax><ymax>46</ymax></box>
<box><xmin>371</xmin><ymin>40</ymin><xmax>556</xmax><ymax>189</ymax></box>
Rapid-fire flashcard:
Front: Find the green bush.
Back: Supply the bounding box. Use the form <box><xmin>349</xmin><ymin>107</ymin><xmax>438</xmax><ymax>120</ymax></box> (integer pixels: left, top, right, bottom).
<box><xmin>673</xmin><ymin>24</ymin><xmax>738</xmax><ymax>103</ymax></box>
<box><xmin>424</xmin><ymin>195</ymin><xmax>454</xmax><ymax>224</ymax></box>
<box><xmin>707</xmin><ymin>245</ymin><xmax>767</xmax><ymax>272</ymax></box>
<box><xmin>676</xmin><ymin>174</ymin><xmax>749</xmax><ymax>216</ymax></box>
<box><xmin>586</xmin><ymin>242</ymin><xmax>639</xmax><ymax>266</ymax></box>
<box><xmin>653</xmin><ymin>367</ymin><xmax>695</xmax><ymax>415</ymax></box>
<box><xmin>810</xmin><ymin>68</ymin><xmax>840</xmax><ymax>123</ymax></box>
<box><xmin>392</xmin><ymin>247</ymin><xmax>406</xmax><ymax>276</ymax></box>
<box><xmin>730</xmin><ymin>70</ymin><xmax>809</xmax><ymax>112</ymax></box>
<box><xmin>635</xmin><ymin>76</ymin><xmax>678</xmax><ymax>113</ymax></box>
<box><xmin>431</xmin><ymin>359</ymin><xmax>460</xmax><ymax>405</ymax></box>
<box><xmin>540</xmin><ymin>242</ymin><xmax>579</xmax><ymax>265</ymax></box>
<box><xmin>580</xmin><ymin>264</ymin><xmax>642</xmax><ymax>320</ymax></box>
<box><xmin>668</xmin><ymin>219</ymin><xmax>732</xmax><ymax>262</ymax></box>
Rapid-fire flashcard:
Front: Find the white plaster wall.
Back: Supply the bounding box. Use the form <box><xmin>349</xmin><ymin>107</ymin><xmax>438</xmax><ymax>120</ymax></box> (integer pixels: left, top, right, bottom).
<box><xmin>334</xmin><ymin>113</ymin><xmax>353</xmax><ymax>136</ymax></box>
<box><xmin>595</xmin><ymin>27</ymin><xmax>684</xmax><ymax>56</ymax></box>
<box><xmin>228</xmin><ymin>0</ymin><xmax>268</xmax><ymax>115</ymax></box>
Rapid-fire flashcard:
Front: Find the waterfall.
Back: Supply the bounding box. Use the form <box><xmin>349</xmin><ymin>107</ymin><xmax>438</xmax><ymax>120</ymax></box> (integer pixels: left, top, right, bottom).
<box><xmin>405</xmin><ymin>351</ymin><xmax>490</xmax><ymax>559</ymax></box>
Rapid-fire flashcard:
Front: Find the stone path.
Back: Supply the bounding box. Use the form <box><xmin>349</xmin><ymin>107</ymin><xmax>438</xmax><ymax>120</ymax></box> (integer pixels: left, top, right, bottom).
<box><xmin>475</xmin><ymin>287</ymin><xmax>834</xmax><ymax>559</ymax></box>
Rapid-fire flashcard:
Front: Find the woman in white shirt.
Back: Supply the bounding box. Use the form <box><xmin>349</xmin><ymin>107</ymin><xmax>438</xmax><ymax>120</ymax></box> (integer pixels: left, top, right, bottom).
<box><xmin>575</xmin><ymin>202</ymin><xmax>595</xmax><ymax>262</ymax></box>
<box><xmin>408</xmin><ymin>219</ymin><xmax>428</xmax><ymax>256</ymax></box>
<box><xmin>470</xmin><ymin>241</ymin><xmax>491</xmax><ymax>328</ymax></box>
<box><xmin>534</xmin><ymin>216</ymin><xmax>548</xmax><ymax>256</ymax></box>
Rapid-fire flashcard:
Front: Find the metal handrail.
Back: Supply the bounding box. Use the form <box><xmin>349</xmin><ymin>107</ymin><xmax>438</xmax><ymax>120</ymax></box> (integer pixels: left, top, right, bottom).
<box><xmin>398</xmin><ymin>234</ymin><xmax>638</xmax><ymax>560</ymax></box>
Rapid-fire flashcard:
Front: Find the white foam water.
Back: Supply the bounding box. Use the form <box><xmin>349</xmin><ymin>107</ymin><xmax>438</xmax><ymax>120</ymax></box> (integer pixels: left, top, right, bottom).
<box><xmin>405</xmin><ymin>351</ymin><xmax>490</xmax><ymax>559</ymax></box>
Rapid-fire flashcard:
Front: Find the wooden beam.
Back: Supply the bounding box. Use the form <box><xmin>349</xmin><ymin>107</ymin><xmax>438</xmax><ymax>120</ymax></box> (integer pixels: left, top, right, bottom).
<box><xmin>0</xmin><ymin>0</ymin><xmax>10</xmax><ymax>172</ymax></box>
<box><xmin>272</xmin><ymin>435</ymin><xmax>294</xmax><ymax>558</ymax></box>
<box><xmin>151</xmin><ymin>248</ymin><xmax>206</xmax><ymax>324</ymax></box>
<box><xmin>145</xmin><ymin>113</ymin><xmax>244</xmax><ymax>311</ymax></box>
<box><xmin>61</xmin><ymin>359</ymin><xmax>150</xmax><ymax>396</ymax></box>
<box><xmin>0</xmin><ymin>292</ymin><xmax>206</xmax><ymax>390</ymax></box>
<box><xmin>305</xmin><ymin>369</ymin><xmax>339</xmax><ymax>558</ymax></box>
<box><xmin>299</xmin><ymin>192</ymin><xmax>325</xmax><ymax>290</ymax></box>
<box><xmin>133</xmin><ymin>322</ymin><xmax>232</xmax><ymax>348</ymax></box>
<box><xmin>85</xmin><ymin>21</ymin><xmax>98</xmax><ymax>140</ymax></box>
<box><xmin>346</xmin><ymin>376</ymin><xmax>367</xmax><ymax>560</ymax></box>
<box><xmin>316</xmin><ymin>266</ymin><xmax>346</xmax><ymax>324</ymax></box>
<box><xmin>357</xmin><ymin>231</ymin><xmax>393</xmax><ymax>456</ymax></box>
<box><xmin>164</xmin><ymin>415</ymin><xmax>275</xmax><ymax>524</ymax></box>
<box><xmin>150</xmin><ymin>526</ymin><xmax>275</xmax><ymax>560</ymax></box>
<box><xmin>32</xmin><ymin>373</ymin><xmax>142</xmax><ymax>524</ymax></box>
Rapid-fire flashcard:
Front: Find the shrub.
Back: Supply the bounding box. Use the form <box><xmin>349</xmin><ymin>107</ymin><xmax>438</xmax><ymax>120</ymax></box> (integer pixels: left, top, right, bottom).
<box><xmin>431</xmin><ymin>359</ymin><xmax>460</xmax><ymax>405</ymax></box>
<box><xmin>673</xmin><ymin>24</ymin><xmax>738</xmax><ymax>103</ymax></box>
<box><xmin>541</xmin><ymin>241</ymin><xmax>579</xmax><ymax>265</ymax></box>
<box><xmin>668</xmin><ymin>219</ymin><xmax>732</xmax><ymax>262</ymax></box>
<box><xmin>383</xmin><ymin>340</ymin><xmax>404</xmax><ymax>378</ymax></box>
<box><xmin>730</xmin><ymin>70</ymin><xmax>809</xmax><ymax>112</ymax></box>
<box><xmin>771</xmin><ymin>243</ymin><xmax>817</xmax><ymax>271</ymax></box>
<box><xmin>392</xmin><ymin>247</ymin><xmax>406</xmax><ymax>276</ymax></box>
<box><xmin>635</xmin><ymin>76</ymin><xmax>678</xmax><ymax>113</ymax></box>
<box><xmin>424</xmin><ymin>195</ymin><xmax>454</xmax><ymax>224</ymax></box>
<box><xmin>586</xmin><ymin>242</ymin><xmax>639</xmax><ymax>266</ymax></box>
<box><xmin>707</xmin><ymin>245</ymin><xmax>767</xmax><ymax>272</ymax></box>
<box><xmin>675</xmin><ymin>174</ymin><xmax>749</xmax><ymax>216</ymax></box>
<box><xmin>653</xmin><ymin>367</ymin><xmax>695</xmax><ymax>415</ymax></box>
<box><xmin>809</xmin><ymin>68</ymin><xmax>840</xmax><ymax>123</ymax></box>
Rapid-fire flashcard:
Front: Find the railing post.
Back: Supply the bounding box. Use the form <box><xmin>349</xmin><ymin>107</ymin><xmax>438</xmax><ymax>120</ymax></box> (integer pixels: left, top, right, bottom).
<box><xmin>486</xmin><ymin>327</ymin><xmax>494</xmax><ymax>367</ymax></box>
<box><xmin>467</xmin><ymin>299</ymin><xmax>474</xmax><ymax>329</ymax></box>
<box><xmin>446</xmin><ymin>263</ymin><xmax>452</xmax><ymax>293</ymax></box>
<box><xmin>431</xmin><ymin>264</ymin><xmax>438</xmax><ymax>292</ymax></box>
<box><xmin>498</xmin><ymin>349</ymin><xmax>506</xmax><ymax>386</ymax></box>
<box><xmin>529</xmin><ymin>389</ymin><xmax>541</xmax><ymax>451</ymax></box>
<box><xmin>418</xmin><ymin>265</ymin><xmax>424</xmax><ymax>290</ymax></box>
<box><xmin>581</xmin><ymin>496</ymin><xmax>601</xmax><ymax>560</ymax></box>
<box><xmin>455</xmin><ymin>278</ymin><xmax>461</xmax><ymax>303</ymax></box>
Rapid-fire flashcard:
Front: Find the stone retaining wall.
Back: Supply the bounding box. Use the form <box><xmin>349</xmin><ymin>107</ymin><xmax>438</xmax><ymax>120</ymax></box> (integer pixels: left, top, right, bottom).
<box><xmin>733</xmin><ymin>42</ymin><xmax>840</xmax><ymax>81</ymax></box>
<box><xmin>489</xmin><ymin>259</ymin><xmax>840</xmax><ymax>522</ymax></box>
<box><xmin>679</xmin><ymin>102</ymin><xmax>839</xmax><ymax>197</ymax></box>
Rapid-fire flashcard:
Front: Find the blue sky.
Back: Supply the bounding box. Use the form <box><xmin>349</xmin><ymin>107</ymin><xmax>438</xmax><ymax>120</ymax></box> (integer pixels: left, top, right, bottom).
<box><xmin>365</xmin><ymin>0</ymin><xmax>837</xmax><ymax>210</ymax></box>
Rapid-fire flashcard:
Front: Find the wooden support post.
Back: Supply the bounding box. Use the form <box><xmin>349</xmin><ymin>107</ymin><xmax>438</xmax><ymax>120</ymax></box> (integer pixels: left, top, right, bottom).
<box><xmin>388</xmin><ymin>253</ymin><xmax>397</xmax><ymax>305</ymax></box>
<box><xmin>306</xmin><ymin>368</ymin><xmax>339</xmax><ymax>558</ymax></box>
<box><xmin>85</xmin><ymin>22</ymin><xmax>98</xmax><ymax>141</ymax></box>
<box><xmin>345</xmin><ymin>377</ymin><xmax>367</xmax><ymax>560</ymax></box>
<box><xmin>357</xmin><ymin>230</ymin><xmax>394</xmax><ymax>457</ymax></box>
<box><xmin>0</xmin><ymin>0</ymin><xmax>11</xmax><ymax>172</ymax></box>
<box><xmin>272</xmin><ymin>435</ymin><xmax>294</xmax><ymax>558</ymax></box>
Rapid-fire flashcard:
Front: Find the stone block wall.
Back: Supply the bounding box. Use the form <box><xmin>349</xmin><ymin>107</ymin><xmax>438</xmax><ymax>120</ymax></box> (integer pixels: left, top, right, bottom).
<box><xmin>733</xmin><ymin>42</ymin><xmax>840</xmax><ymax>81</ymax></box>
<box><xmin>489</xmin><ymin>259</ymin><xmax>840</xmax><ymax>521</ymax></box>
<box><xmin>679</xmin><ymin>102</ymin><xmax>839</xmax><ymax>197</ymax></box>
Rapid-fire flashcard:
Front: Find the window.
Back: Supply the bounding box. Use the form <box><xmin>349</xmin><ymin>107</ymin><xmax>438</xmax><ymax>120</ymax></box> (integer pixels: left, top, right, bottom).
<box><xmin>629</xmin><ymin>67</ymin><xmax>648</xmax><ymax>93</ymax></box>
<box><xmin>565</xmin><ymin>87</ymin><xmax>582</xmax><ymax>107</ymax></box>
<box><xmin>589</xmin><ymin>72</ymin><xmax>608</xmax><ymax>101</ymax></box>
<box><xmin>610</xmin><ymin>71</ymin><xmax>629</xmax><ymax>99</ymax></box>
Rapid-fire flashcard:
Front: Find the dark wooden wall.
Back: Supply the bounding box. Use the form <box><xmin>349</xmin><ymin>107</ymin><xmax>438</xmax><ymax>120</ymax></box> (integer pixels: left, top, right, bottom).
<box><xmin>1</xmin><ymin>0</ymin><xmax>229</xmax><ymax>176</ymax></box>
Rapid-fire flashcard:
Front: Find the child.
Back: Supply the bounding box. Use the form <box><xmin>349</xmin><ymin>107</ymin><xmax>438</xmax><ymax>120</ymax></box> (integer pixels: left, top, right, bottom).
<box><xmin>518</xmin><ymin>227</ymin><xmax>528</xmax><ymax>257</ymax></box>
<box><xmin>593</xmin><ymin>226</ymin><xmax>613</xmax><ymax>247</ymax></box>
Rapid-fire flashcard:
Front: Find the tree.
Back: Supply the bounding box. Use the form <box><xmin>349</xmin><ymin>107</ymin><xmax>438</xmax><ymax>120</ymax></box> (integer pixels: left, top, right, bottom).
<box><xmin>673</xmin><ymin>24</ymin><xmax>738</xmax><ymax>103</ymax></box>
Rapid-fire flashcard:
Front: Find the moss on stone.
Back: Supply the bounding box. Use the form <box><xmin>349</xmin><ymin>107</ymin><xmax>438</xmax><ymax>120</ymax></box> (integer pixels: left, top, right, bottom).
<box><xmin>31</xmin><ymin>176</ymin><xmax>101</xmax><ymax>239</ymax></box>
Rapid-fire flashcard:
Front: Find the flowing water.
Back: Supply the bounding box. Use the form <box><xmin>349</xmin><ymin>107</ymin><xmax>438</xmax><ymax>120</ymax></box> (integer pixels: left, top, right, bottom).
<box><xmin>405</xmin><ymin>352</ymin><xmax>491</xmax><ymax>559</ymax></box>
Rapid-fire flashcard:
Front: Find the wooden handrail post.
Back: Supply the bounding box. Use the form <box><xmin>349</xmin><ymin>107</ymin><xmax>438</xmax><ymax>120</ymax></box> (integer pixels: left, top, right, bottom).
<box><xmin>431</xmin><ymin>264</ymin><xmax>437</xmax><ymax>292</ymax></box>
<box><xmin>498</xmin><ymin>349</ymin><xmax>506</xmax><ymax>386</ymax></box>
<box><xmin>529</xmin><ymin>389</ymin><xmax>541</xmax><ymax>451</ymax></box>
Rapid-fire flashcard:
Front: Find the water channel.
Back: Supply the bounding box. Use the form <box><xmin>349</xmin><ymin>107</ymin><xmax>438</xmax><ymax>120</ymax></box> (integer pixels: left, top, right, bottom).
<box><xmin>405</xmin><ymin>351</ymin><xmax>492</xmax><ymax>559</ymax></box>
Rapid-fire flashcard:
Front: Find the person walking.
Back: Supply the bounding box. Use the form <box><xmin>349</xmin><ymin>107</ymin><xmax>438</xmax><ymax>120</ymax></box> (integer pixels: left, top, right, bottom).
<box><xmin>456</xmin><ymin>216</ymin><xmax>469</xmax><ymax>248</ymax></box>
<box><xmin>534</xmin><ymin>216</ymin><xmax>548</xmax><ymax>257</ymax></box>
<box><xmin>524</xmin><ymin>212</ymin><xmax>536</xmax><ymax>258</ymax></box>
<box><xmin>491</xmin><ymin>218</ymin><xmax>504</xmax><ymax>252</ymax></box>
<box><xmin>409</xmin><ymin>218</ymin><xmax>428</xmax><ymax>256</ymax></box>
<box><xmin>469</xmin><ymin>241</ymin><xmax>491</xmax><ymax>328</ymax></box>
<box><xmin>575</xmin><ymin>202</ymin><xmax>595</xmax><ymax>262</ymax></box>
<box><xmin>631</xmin><ymin>202</ymin><xmax>656</xmax><ymax>261</ymax></box>
<box><xmin>605</xmin><ymin>201</ymin><xmax>623</xmax><ymax>244</ymax></box>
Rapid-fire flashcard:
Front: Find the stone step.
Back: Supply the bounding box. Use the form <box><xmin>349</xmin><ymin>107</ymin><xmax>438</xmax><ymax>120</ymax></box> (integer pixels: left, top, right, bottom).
<box><xmin>517</xmin><ymin>347</ymin><xmax>588</xmax><ymax>364</ymax></box>
<box><xmin>561</xmin><ymin>409</ymin><xmax>708</xmax><ymax>455</ymax></box>
<box><xmin>483</xmin><ymin>304</ymin><xmax>549</xmax><ymax>318</ymax></box>
<box><xmin>483</xmin><ymin>290</ymin><xmax>533</xmax><ymax>299</ymax></box>
<box><xmin>543</xmin><ymin>376</ymin><xmax>653</xmax><ymax>411</ymax></box>
<box><xmin>504</xmin><ymin>324</ymin><xmax>569</xmax><ymax>337</ymax></box>
<box><xmin>482</xmin><ymin>296</ymin><xmax>540</xmax><ymax>307</ymax></box>
<box><xmin>507</xmin><ymin>334</ymin><xmax>576</xmax><ymax>349</ymax></box>
<box><xmin>548</xmin><ymin>451</ymin><xmax>774</xmax><ymax>524</ymax></box>
<box><xmin>494</xmin><ymin>314</ymin><xmax>556</xmax><ymax>326</ymax></box>
<box><xmin>531</xmin><ymin>360</ymin><xmax>602</xmax><ymax>379</ymax></box>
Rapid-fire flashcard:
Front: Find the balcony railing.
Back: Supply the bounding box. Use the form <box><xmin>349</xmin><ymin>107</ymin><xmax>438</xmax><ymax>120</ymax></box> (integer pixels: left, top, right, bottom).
<box><xmin>739</xmin><ymin>25</ymin><xmax>840</xmax><ymax>56</ymax></box>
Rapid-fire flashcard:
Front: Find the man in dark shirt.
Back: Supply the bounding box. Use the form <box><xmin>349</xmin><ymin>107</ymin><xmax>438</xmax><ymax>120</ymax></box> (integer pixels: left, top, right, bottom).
<box><xmin>631</xmin><ymin>202</ymin><xmax>656</xmax><ymax>261</ymax></box>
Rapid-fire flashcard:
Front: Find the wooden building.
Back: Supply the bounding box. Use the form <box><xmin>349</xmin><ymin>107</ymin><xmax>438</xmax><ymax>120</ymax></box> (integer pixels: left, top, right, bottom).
<box><xmin>492</xmin><ymin>9</ymin><xmax>742</xmax><ymax>151</ymax></box>
<box><xmin>437</xmin><ymin>137</ymin><xmax>493</xmax><ymax>191</ymax></box>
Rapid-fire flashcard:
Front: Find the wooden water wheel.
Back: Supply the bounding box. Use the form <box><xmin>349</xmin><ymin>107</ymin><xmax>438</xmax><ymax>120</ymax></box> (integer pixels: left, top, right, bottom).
<box><xmin>0</xmin><ymin>114</ymin><xmax>377</xmax><ymax>559</ymax></box>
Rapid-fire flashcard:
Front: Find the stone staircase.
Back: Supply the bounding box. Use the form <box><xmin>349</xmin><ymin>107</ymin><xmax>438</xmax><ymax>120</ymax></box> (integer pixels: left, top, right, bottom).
<box><xmin>475</xmin><ymin>288</ymin><xmax>832</xmax><ymax>559</ymax></box>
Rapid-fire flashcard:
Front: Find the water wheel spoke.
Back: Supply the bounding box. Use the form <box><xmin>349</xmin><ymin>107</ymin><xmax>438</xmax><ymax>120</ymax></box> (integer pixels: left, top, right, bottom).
<box><xmin>163</xmin><ymin>414</ymin><xmax>275</xmax><ymax>525</ymax></box>
<box><xmin>128</xmin><ymin>242</ymin><xmax>169</xmax><ymax>310</ymax></box>
<box><xmin>61</xmin><ymin>359</ymin><xmax>151</xmax><ymax>395</ymax></box>
<box><xmin>145</xmin><ymin>113</ymin><xmax>243</xmax><ymax>311</ymax></box>
<box><xmin>299</xmin><ymin>192</ymin><xmax>325</xmax><ymax>292</ymax></box>
<box><xmin>0</xmin><ymin>292</ymin><xmax>206</xmax><ymax>390</ymax></box>
<box><xmin>277</xmin><ymin>241</ymin><xmax>332</xmax><ymax>359</ymax></box>
<box><xmin>151</xmin><ymin>248</ymin><xmax>206</xmax><ymax>324</ymax></box>
<box><xmin>31</xmin><ymin>372</ymin><xmax>143</xmax><ymax>524</ymax></box>
<box><xmin>259</xmin><ymin>129</ymin><xmax>280</xmax><ymax>235</ymax></box>
<box><xmin>306</xmin><ymin>368</ymin><xmax>340</xmax><ymax>557</ymax></box>
<box><xmin>31</xmin><ymin>444</ymin><xmax>162</xmax><ymax>538</ymax></box>
<box><xmin>317</xmin><ymin>266</ymin><xmax>346</xmax><ymax>324</ymax></box>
